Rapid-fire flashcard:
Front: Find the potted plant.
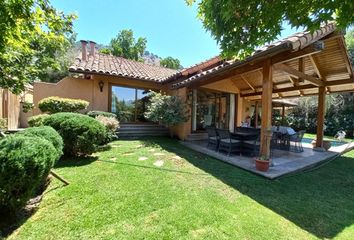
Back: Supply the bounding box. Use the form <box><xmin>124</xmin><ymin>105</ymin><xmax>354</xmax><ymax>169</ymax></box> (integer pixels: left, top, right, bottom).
<box><xmin>255</xmin><ymin>155</ymin><xmax>270</xmax><ymax>172</ymax></box>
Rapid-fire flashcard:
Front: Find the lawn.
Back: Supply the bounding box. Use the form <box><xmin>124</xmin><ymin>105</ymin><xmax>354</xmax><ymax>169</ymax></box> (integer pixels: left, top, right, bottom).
<box><xmin>6</xmin><ymin>137</ymin><xmax>354</xmax><ymax>240</ymax></box>
<box><xmin>304</xmin><ymin>133</ymin><xmax>353</xmax><ymax>142</ymax></box>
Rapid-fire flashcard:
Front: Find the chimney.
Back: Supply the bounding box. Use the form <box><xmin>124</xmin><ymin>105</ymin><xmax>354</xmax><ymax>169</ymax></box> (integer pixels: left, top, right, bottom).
<box><xmin>89</xmin><ymin>41</ymin><xmax>96</xmax><ymax>57</ymax></box>
<box><xmin>80</xmin><ymin>40</ymin><xmax>88</xmax><ymax>61</ymax></box>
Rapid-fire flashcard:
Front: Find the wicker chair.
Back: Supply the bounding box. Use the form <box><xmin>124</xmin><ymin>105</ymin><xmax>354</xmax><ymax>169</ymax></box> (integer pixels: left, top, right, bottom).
<box><xmin>206</xmin><ymin>126</ymin><xmax>219</xmax><ymax>151</ymax></box>
<box><xmin>242</xmin><ymin>133</ymin><xmax>261</xmax><ymax>157</ymax></box>
<box><xmin>217</xmin><ymin>129</ymin><xmax>241</xmax><ymax>156</ymax></box>
<box><xmin>289</xmin><ymin>130</ymin><xmax>306</xmax><ymax>152</ymax></box>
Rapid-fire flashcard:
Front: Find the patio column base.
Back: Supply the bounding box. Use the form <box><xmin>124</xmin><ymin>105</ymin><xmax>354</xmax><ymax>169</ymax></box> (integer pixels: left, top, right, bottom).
<box><xmin>313</xmin><ymin>147</ymin><xmax>326</xmax><ymax>152</ymax></box>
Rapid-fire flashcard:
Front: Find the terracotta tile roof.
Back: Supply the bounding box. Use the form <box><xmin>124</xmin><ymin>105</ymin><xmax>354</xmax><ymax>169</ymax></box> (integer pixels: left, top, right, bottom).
<box><xmin>172</xmin><ymin>23</ymin><xmax>337</xmax><ymax>89</ymax></box>
<box><xmin>69</xmin><ymin>53</ymin><xmax>179</xmax><ymax>82</ymax></box>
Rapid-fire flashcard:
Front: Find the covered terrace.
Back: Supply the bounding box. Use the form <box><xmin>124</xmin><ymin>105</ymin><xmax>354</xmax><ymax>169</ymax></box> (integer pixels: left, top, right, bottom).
<box><xmin>173</xmin><ymin>23</ymin><xmax>354</xmax><ymax>176</ymax></box>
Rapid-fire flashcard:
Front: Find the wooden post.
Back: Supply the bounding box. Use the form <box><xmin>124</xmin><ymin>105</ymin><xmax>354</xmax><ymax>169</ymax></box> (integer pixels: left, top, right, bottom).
<box><xmin>254</xmin><ymin>101</ymin><xmax>259</xmax><ymax>128</ymax></box>
<box><xmin>260</xmin><ymin>59</ymin><xmax>273</xmax><ymax>159</ymax></box>
<box><xmin>316</xmin><ymin>86</ymin><xmax>326</xmax><ymax>148</ymax></box>
<box><xmin>281</xmin><ymin>105</ymin><xmax>285</xmax><ymax>125</ymax></box>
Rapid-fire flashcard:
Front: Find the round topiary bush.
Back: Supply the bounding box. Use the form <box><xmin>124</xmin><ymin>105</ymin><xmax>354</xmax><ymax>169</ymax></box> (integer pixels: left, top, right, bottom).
<box><xmin>0</xmin><ymin>135</ymin><xmax>57</xmax><ymax>214</ymax></box>
<box><xmin>28</xmin><ymin>114</ymin><xmax>49</xmax><ymax>127</ymax></box>
<box><xmin>38</xmin><ymin>96</ymin><xmax>89</xmax><ymax>114</ymax></box>
<box><xmin>43</xmin><ymin>113</ymin><xmax>107</xmax><ymax>156</ymax></box>
<box><xmin>87</xmin><ymin>111</ymin><xmax>117</xmax><ymax>119</ymax></box>
<box><xmin>16</xmin><ymin>126</ymin><xmax>63</xmax><ymax>160</ymax></box>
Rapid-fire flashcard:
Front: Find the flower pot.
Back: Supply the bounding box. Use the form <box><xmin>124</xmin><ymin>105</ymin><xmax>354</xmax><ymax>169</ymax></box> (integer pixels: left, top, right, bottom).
<box><xmin>255</xmin><ymin>159</ymin><xmax>270</xmax><ymax>172</ymax></box>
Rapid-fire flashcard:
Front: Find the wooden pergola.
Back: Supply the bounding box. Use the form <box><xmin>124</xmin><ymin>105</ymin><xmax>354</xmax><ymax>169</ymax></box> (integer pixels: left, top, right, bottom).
<box><xmin>173</xmin><ymin>23</ymin><xmax>354</xmax><ymax>158</ymax></box>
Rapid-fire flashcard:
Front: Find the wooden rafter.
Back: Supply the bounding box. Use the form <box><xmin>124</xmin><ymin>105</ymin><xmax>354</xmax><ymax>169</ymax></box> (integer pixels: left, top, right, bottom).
<box><xmin>240</xmin><ymin>78</ymin><xmax>354</xmax><ymax>97</ymax></box>
<box><xmin>274</xmin><ymin>63</ymin><xmax>323</xmax><ymax>86</ymax></box>
<box><xmin>240</xmin><ymin>74</ymin><xmax>256</xmax><ymax>92</ymax></box>
<box><xmin>309</xmin><ymin>55</ymin><xmax>323</xmax><ymax>79</ymax></box>
<box><xmin>338</xmin><ymin>36</ymin><xmax>353</xmax><ymax>76</ymax></box>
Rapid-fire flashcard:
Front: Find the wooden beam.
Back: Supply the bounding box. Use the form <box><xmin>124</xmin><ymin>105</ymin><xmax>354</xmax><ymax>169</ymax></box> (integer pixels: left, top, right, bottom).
<box><xmin>260</xmin><ymin>59</ymin><xmax>273</xmax><ymax>159</ymax></box>
<box><xmin>188</xmin><ymin>62</ymin><xmax>264</xmax><ymax>88</ymax></box>
<box><xmin>274</xmin><ymin>63</ymin><xmax>323</xmax><ymax>86</ymax></box>
<box><xmin>240</xmin><ymin>78</ymin><xmax>354</xmax><ymax>97</ymax></box>
<box><xmin>316</xmin><ymin>86</ymin><xmax>326</xmax><ymax>148</ymax></box>
<box><xmin>240</xmin><ymin>74</ymin><xmax>256</xmax><ymax>92</ymax></box>
<box><xmin>309</xmin><ymin>55</ymin><xmax>323</xmax><ymax>79</ymax></box>
<box><xmin>254</xmin><ymin>101</ymin><xmax>259</xmax><ymax>128</ymax></box>
<box><xmin>271</xmin><ymin>42</ymin><xmax>324</xmax><ymax>65</ymax></box>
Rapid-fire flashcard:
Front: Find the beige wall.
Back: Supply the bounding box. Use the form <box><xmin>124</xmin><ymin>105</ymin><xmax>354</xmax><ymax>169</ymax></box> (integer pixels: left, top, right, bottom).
<box><xmin>33</xmin><ymin>75</ymin><xmax>163</xmax><ymax>116</ymax></box>
<box><xmin>33</xmin><ymin>75</ymin><xmax>250</xmax><ymax>139</ymax></box>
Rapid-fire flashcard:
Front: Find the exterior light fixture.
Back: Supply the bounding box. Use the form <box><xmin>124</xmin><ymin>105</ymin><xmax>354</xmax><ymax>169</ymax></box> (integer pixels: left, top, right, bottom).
<box><xmin>99</xmin><ymin>81</ymin><xmax>104</xmax><ymax>92</ymax></box>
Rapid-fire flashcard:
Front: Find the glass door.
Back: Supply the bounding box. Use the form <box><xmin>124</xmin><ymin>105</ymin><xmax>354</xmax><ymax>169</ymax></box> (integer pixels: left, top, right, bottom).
<box><xmin>192</xmin><ymin>89</ymin><xmax>230</xmax><ymax>132</ymax></box>
<box><xmin>111</xmin><ymin>86</ymin><xmax>151</xmax><ymax>123</ymax></box>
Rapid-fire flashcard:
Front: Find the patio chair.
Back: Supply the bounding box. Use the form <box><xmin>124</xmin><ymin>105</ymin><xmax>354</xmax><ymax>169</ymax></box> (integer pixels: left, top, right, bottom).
<box><xmin>289</xmin><ymin>130</ymin><xmax>306</xmax><ymax>152</ymax></box>
<box><xmin>217</xmin><ymin>129</ymin><xmax>241</xmax><ymax>156</ymax></box>
<box><xmin>242</xmin><ymin>133</ymin><xmax>260</xmax><ymax>157</ymax></box>
<box><xmin>205</xmin><ymin>126</ymin><xmax>219</xmax><ymax>151</ymax></box>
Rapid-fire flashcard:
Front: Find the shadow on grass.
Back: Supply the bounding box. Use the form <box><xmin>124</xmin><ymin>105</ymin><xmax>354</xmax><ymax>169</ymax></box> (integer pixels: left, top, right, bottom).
<box><xmin>55</xmin><ymin>156</ymin><xmax>98</xmax><ymax>168</ymax></box>
<box><xmin>145</xmin><ymin>137</ymin><xmax>354</xmax><ymax>239</ymax></box>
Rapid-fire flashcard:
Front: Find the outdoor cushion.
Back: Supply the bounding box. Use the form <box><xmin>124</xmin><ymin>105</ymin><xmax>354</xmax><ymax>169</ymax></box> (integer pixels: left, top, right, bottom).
<box><xmin>286</xmin><ymin>127</ymin><xmax>296</xmax><ymax>135</ymax></box>
<box><xmin>243</xmin><ymin>140</ymin><xmax>260</xmax><ymax>145</ymax></box>
<box><xmin>220</xmin><ymin>139</ymin><xmax>240</xmax><ymax>144</ymax></box>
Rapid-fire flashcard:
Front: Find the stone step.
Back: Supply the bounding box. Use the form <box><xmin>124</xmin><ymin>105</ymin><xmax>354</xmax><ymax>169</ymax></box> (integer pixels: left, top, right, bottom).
<box><xmin>117</xmin><ymin>123</ymin><xmax>169</xmax><ymax>139</ymax></box>
<box><xmin>186</xmin><ymin>132</ymin><xmax>208</xmax><ymax>141</ymax></box>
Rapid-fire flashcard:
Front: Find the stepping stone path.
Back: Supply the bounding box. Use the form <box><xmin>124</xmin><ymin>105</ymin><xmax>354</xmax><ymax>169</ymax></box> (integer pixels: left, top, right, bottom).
<box><xmin>172</xmin><ymin>156</ymin><xmax>182</xmax><ymax>160</ymax></box>
<box><xmin>123</xmin><ymin>152</ymin><xmax>133</xmax><ymax>156</ymax></box>
<box><xmin>148</xmin><ymin>149</ymin><xmax>156</xmax><ymax>152</ymax></box>
<box><xmin>153</xmin><ymin>160</ymin><xmax>164</xmax><ymax>167</ymax></box>
<box><xmin>110</xmin><ymin>157</ymin><xmax>117</xmax><ymax>161</ymax></box>
<box><xmin>153</xmin><ymin>152</ymin><xmax>165</xmax><ymax>156</ymax></box>
<box><xmin>135</xmin><ymin>144</ymin><xmax>144</xmax><ymax>148</ymax></box>
<box><xmin>111</xmin><ymin>145</ymin><xmax>119</xmax><ymax>148</ymax></box>
<box><xmin>138</xmin><ymin>156</ymin><xmax>148</xmax><ymax>161</ymax></box>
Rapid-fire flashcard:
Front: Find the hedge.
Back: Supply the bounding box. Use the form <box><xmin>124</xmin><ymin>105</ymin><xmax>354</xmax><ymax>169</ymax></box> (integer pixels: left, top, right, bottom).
<box><xmin>87</xmin><ymin>111</ymin><xmax>117</xmax><ymax>119</ymax></box>
<box><xmin>38</xmin><ymin>96</ymin><xmax>89</xmax><ymax>114</ymax></box>
<box><xmin>28</xmin><ymin>114</ymin><xmax>49</xmax><ymax>127</ymax></box>
<box><xmin>0</xmin><ymin>135</ymin><xmax>57</xmax><ymax>214</ymax></box>
<box><xmin>16</xmin><ymin>126</ymin><xmax>64</xmax><ymax>160</ymax></box>
<box><xmin>43</xmin><ymin>113</ymin><xmax>107</xmax><ymax>156</ymax></box>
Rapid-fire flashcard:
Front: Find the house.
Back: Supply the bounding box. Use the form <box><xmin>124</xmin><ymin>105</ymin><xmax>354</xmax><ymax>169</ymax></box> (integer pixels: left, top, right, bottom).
<box><xmin>33</xmin><ymin>23</ymin><xmax>354</xmax><ymax>157</ymax></box>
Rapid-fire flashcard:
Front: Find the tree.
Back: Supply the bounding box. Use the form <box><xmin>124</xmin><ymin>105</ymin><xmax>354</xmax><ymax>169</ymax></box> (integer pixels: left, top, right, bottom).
<box><xmin>187</xmin><ymin>0</ymin><xmax>354</xmax><ymax>58</ymax></box>
<box><xmin>109</xmin><ymin>29</ymin><xmax>147</xmax><ymax>61</ymax></box>
<box><xmin>0</xmin><ymin>0</ymin><xmax>76</xmax><ymax>93</ymax></box>
<box><xmin>160</xmin><ymin>57</ymin><xmax>183</xmax><ymax>70</ymax></box>
<box><xmin>144</xmin><ymin>92</ymin><xmax>189</xmax><ymax>135</ymax></box>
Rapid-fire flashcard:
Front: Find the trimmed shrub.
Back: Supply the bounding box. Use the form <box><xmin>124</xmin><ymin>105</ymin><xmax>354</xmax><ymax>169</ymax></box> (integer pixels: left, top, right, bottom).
<box><xmin>87</xmin><ymin>111</ymin><xmax>117</xmax><ymax>119</ymax></box>
<box><xmin>43</xmin><ymin>113</ymin><xmax>107</xmax><ymax>156</ymax></box>
<box><xmin>0</xmin><ymin>135</ymin><xmax>57</xmax><ymax>214</ymax></box>
<box><xmin>28</xmin><ymin>114</ymin><xmax>49</xmax><ymax>127</ymax></box>
<box><xmin>38</xmin><ymin>96</ymin><xmax>89</xmax><ymax>114</ymax></box>
<box><xmin>16</xmin><ymin>126</ymin><xmax>63</xmax><ymax>160</ymax></box>
<box><xmin>95</xmin><ymin>115</ymin><xmax>119</xmax><ymax>143</ymax></box>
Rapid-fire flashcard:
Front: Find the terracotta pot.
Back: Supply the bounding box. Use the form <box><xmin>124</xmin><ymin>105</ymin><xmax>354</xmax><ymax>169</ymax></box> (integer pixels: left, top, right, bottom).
<box><xmin>255</xmin><ymin>159</ymin><xmax>270</xmax><ymax>172</ymax></box>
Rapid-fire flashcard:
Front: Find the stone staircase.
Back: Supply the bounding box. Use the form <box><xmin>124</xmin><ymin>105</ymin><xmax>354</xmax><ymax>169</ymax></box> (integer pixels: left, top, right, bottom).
<box><xmin>185</xmin><ymin>132</ymin><xmax>208</xmax><ymax>141</ymax></box>
<box><xmin>117</xmin><ymin>123</ymin><xmax>169</xmax><ymax>139</ymax></box>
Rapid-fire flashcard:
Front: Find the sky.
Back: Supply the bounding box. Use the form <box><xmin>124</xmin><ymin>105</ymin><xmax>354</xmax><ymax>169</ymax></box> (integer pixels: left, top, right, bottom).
<box><xmin>52</xmin><ymin>0</ymin><xmax>300</xmax><ymax>68</ymax></box>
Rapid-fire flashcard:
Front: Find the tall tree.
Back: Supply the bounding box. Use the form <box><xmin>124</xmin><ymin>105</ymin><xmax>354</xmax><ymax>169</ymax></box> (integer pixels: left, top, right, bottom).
<box><xmin>187</xmin><ymin>0</ymin><xmax>354</xmax><ymax>58</ymax></box>
<box><xmin>108</xmin><ymin>29</ymin><xmax>147</xmax><ymax>61</ymax></box>
<box><xmin>160</xmin><ymin>57</ymin><xmax>183</xmax><ymax>70</ymax></box>
<box><xmin>0</xmin><ymin>0</ymin><xmax>76</xmax><ymax>93</ymax></box>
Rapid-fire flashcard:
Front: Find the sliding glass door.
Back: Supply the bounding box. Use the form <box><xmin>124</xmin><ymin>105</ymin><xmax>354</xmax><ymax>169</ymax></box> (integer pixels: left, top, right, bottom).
<box><xmin>111</xmin><ymin>86</ymin><xmax>151</xmax><ymax>123</ymax></box>
<box><xmin>192</xmin><ymin>89</ymin><xmax>230</xmax><ymax>131</ymax></box>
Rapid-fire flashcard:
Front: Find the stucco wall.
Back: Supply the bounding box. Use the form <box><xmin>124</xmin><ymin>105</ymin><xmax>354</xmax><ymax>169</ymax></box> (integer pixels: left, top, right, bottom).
<box><xmin>33</xmin><ymin>75</ymin><xmax>163</xmax><ymax>115</ymax></box>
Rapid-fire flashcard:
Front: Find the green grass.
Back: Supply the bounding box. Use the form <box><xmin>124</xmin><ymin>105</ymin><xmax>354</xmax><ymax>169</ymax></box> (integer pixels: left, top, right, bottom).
<box><xmin>304</xmin><ymin>133</ymin><xmax>353</xmax><ymax>142</ymax></box>
<box><xmin>6</xmin><ymin>138</ymin><xmax>354</xmax><ymax>240</ymax></box>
